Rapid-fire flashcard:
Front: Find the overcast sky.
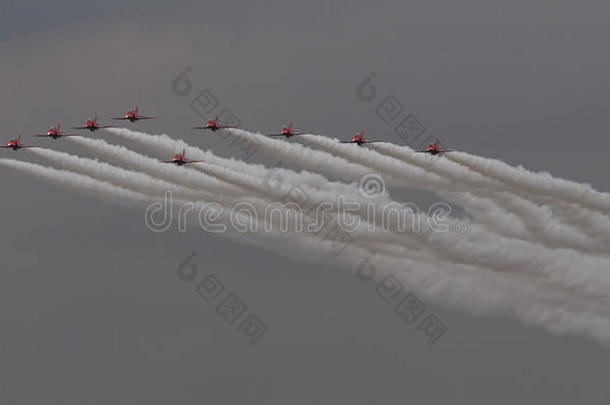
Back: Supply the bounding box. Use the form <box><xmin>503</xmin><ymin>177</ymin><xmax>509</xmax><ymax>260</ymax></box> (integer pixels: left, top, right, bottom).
<box><xmin>1</xmin><ymin>1</ymin><xmax>610</xmax><ymax>404</ymax></box>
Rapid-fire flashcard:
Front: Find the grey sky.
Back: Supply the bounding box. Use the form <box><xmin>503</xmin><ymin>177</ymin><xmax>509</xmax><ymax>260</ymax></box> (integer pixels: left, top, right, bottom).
<box><xmin>1</xmin><ymin>1</ymin><xmax>609</xmax><ymax>404</ymax></box>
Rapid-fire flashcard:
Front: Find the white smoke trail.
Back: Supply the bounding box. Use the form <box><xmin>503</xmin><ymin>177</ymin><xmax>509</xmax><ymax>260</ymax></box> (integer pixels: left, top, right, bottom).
<box><xmin>0</xmin><ymin>159</ymin><xmax>357</xmax><ymax>260</ymax></box>
<box><xmin>377</xmin><ymin>141</ymin><xmax>610</xmax><ymax>247</ymax></box>
<box><xmin>98</xmin><ymin>129</ymin><xmax>447</xmax><ymax>254</ymax></box>
<box><xmin>47</xmin><ymin>141</ymin><xmax>439</xmax><ymax>260</ymax></box>
<box><xmin>68</xmin><ymin>137</ymin><xmax>476</xmax><ymax>260</ymax></box>
<box><xmin>7</xmin><ymin>157</ymin><xmax>610</xmax><ymax>344</ymax></box>
<box><xmin>551</xmin><ymin>201</ymin><xmax>610</xmax><ymax>246</ymax></box>
<box><xmin>27</xmin><ymin>147</ymin><xmax>218</xmax><ymax>203</ymax></box>
<box><xmin>223</xmin><ymin>130</ymin><xmax>548</xmax><ymax>252</ymax></box>
<box><xmin>5</xmin><ymin>158</ymin><xmax>610</xmax><ymax>345</ymax></box>
<box><xmin>195</xmin><ymin>162</ymin><xmax>503</xmax><ymax>273</ymax></box>
<box><xmin>297</xmin><ymin>134</ymin><xmax>609</xmax><ymax>255</ymax></box>
<box><xmin>28</xmin><ymin>131</ymin><xmax>610</xmax><ymax>340</ymax></box>
<box><xmin>100</xmin><ymin>129</ymin><xmax>610</xmax><ymax>305</ymax></box>
<box><xmin>445</xmin><ymin>150</ymin><xmax>610</xmax><ymax>244</ymax></box>
<box><xmin>0</xmin><ymin>158</ymin><xmax>154</xmax><ymax>207</ymax></box>
<box><xmin>104</xmin><ymin>127</ymin><xmax>381</xmax><ymax>202</ymax></box>
<box><xmin>351</xmin><ymin>203</ymin><xmax>610</xmax><ymax>307</ymax></box>
<box><xmin>69</xmin><ymin>135</ymin><xmax>399</xmax><ymax>229</ymax></box>
<box><xmin>370</xmin><ymin>142</ymin><xmax>609</xmax><ymax>254</ymax></box>
<box><xmin>37</xmin><ymin>144</ymin><xmax>608</xmax><ymax>310</ymax></box>
<box><xmin>0</xmin><ymin>154</ymin><xmax>436</xmax><ymax>275</ymax></box>
<box><xmin>213</xmin><ymin>133</ymin><xmax>610</xmax><ymax>303</ymax></box>
<box><xmin>225</xmin><ymin>130</ymin><xmax>539</xmax><ymax>241</ymax></box>
<box><xmin>67</xmin><ymin>136</ymin><xmax>243</xmax><ymax>198</ymax></box>
<box><xmin>415</xmin><ymin>146</ymin><xmax>610</xmax><ymax>247</ymax></box>
<box><xmin>28</xmin><ymin>145</ymin><xmax>413</xmax><ymax>261</ymax></box>
<box><xmin>446</xmin><ymin>151</ymin><xmax>610</xmax><ymax>214</ymax></box>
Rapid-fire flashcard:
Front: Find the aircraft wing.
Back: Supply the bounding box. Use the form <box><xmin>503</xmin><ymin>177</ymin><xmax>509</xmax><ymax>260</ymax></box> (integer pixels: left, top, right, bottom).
<box><xmin>72</xmin><ymin>126</ymin><xmax>88</xmax><ymax>130</ymax></box>
<box><xmin>111</xmin><ymin>117</ymin><xmax>128</xmax><ymax>121</ymax></box>
<box><xmin>185</xmin><ymin>160</ymin><xmax>205</xmax><ymax>164</ymax></box>
<box><xmin>193</xmin><ymin>126</ymin><xmax>210</xmax><ymax>130</ymax></box>
<box><xmin>97</xmin><ymin>125</ymin><xmax>115</xmax><ymax>129</ymax></box>
<box><xmin>34</xmin><ymin>134</ymin><xmax>77</xmax><ymax>138</ymax></box>
<box><xmin>416</xmin><ymin>149</ymin><xmax>454</xmax><ymax>154</ymax></box>
<box><xmin>0</xmin><ymin>145</ymin><xmax>12</xmax><ymax>148</ymax></box>
<box><xmin>137</xmin><ymin>116</ymin><xmax>156</xmax><ymax>120</ymax></box>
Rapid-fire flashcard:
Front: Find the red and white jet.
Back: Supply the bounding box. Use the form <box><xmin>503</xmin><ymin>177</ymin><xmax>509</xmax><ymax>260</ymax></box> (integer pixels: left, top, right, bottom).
<box><xmin>417</xmin><ymin>140</ymin><xmax>454</xmax><ymax>156</ymax></box>
<box><xmin>163</xmin><ymin>149</ymin><xmax>205</xmax><ymax>166</ymax></box>
<box><xmin>340</xmin><ymin>131</ymin><xmax>381</xmax><ymax>146</ymax></box>
<box><xmin>73</xmin><ymin>115</ymin><xmax>114</xmax><ymax>132</ymax></box>
<box><xmin>1</xmin><ymin>136</ymin><xmax>37</xmax><ymax>151</ymax></box>
<box><xmin>34</xmin><ymin>123</ymin><xmax>77</xmax><ymax>139</ymax></box>
<box><xmin>193</xmin><ymin>115</ymin><xmax>239</xmax><ymax>132</ymax></box>
<box><xmin>269</xmin><ymin>122</ymin><xmax>306</xmax><ymax>138</ymax></box>
<box><xmin>112</xmin><ymin>106</ymin><xmax>155</xmax><ymax>123</ymax></box>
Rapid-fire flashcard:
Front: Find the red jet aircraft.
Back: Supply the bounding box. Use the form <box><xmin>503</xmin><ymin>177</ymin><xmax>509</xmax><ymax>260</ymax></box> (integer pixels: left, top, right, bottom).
<box><xmin>34</xmin><ymin>123</ymin><xmax>77</xmax><ymax>139</ymax></box>
<box><xmin>163</xmin><ymin>149</ymin><xmax>205</xmax><ymax>166</ymax></box>
<box><xmin>340</xmin><ymin>131</ymin><xmax>381</xmax><ymax>146</ymax></box>
<box><xmin>73</xmin><ymin>115</ymin><xmax>114</xmax><ymax>132</ymax></box>
<box><xmin>417</xmin><ymin>140</ymin><xmax>454</xmax><ymax>156</ymax></box>
<box><xmin>269</xmin><ymin>122</ymin><xmax>306</xmax><ymax>138</ymax></box>
<box><xmin>112</xmin><ymin>106</ymin><xmax>155</xmax><ymax>123</ymax></box>
<box><xmin>193</xmin><ymin>115</ymin><xmax>238</xmax><ymax>132</ymax></box>
<box><xmin>1</xmin><ymin>136</ymin><xmax>36</xmax><ymax>151</ymax></box>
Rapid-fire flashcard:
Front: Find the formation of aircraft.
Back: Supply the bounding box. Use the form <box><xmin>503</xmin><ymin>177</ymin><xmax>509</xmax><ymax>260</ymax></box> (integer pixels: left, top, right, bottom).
<box><xmin>72</xmin><ymin>115</ymin><xmax>114</xmax><ymax>132</ymax></box>
<box><xmin>269</xmin><ymin>122</ymin><xmax>306</xmax><ymax>138</ymax></box>
<box><xmin>34</xmin><ymin>123</ymin><xmax>77</xmax><ymax>139</ymax></box>
<box><xmin>194</xmin><ymin>115</ymin><xmax>239</xmax><ymax>132</ymax></box>
<box><xmin>112</xmin><ymin>106</ymin><xmax>155</xmax><ymax>123</ymax></box>
<box><xmin>163</xmin><ymin>149</ymin><xmax>205</xmax><ymax>166</ymax></box>
<box><xmin>1</xmin><ymin>136</ymin><xmax>37</xmax><ymax>150</ymax></box>
<box><xmin>340</xmin><ymin>131</ymin><xmax>381</xmax><ymax>146</ymax></box>
<box><xmin>1</xmin><ymin>106</ymin><xmax>457</xmax><ymax>160</ymax></box>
